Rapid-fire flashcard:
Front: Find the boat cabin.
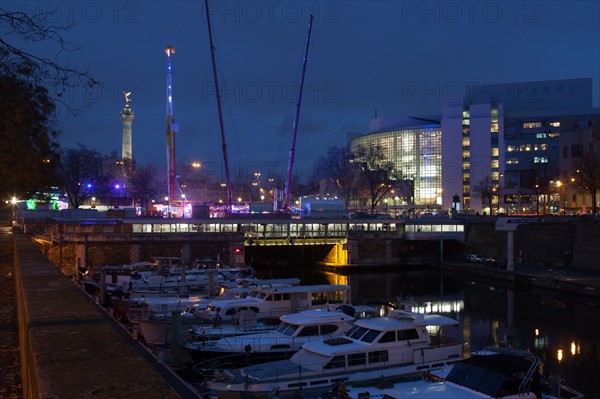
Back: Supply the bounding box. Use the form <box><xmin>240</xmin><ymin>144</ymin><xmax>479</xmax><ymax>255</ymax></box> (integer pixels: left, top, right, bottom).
<box><xmin>202</xmin><ymin>284</ymin><xmax>351</xmax><ymax>322</ymax></box>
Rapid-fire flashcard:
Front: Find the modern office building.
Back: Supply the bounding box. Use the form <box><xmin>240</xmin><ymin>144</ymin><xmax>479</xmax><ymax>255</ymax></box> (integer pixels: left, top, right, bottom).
<box><xmin>351</xmin><ymin>78</ymin><xmax>599</xmax><ymax>214</ymax></box>
<box><xmin>350</xmin><ymin>116</ymin><xmax>442</xmax><ymax>208</ymax></box>
<box><xmin>444</xmin><ymin>78</ymin><xmax>598</xmax><ymax>214</ymax></box>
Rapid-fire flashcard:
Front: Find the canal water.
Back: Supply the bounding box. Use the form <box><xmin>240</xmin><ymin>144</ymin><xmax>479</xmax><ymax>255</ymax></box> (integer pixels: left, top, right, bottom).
<box><xmin>253</xmin><ymin>265</ymin><xmax>600</xmax><ymax>397</ymax></box>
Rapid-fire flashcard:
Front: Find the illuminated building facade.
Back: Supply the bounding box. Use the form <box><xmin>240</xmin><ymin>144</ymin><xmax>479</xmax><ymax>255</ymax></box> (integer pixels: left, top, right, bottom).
<box><xmin>350</xmin><ymin>117</ymin><xmax>443</xmax><ymax>207</ymax></box>
<box><xmin>352</xmin><ymin>78</ymin><xmax>599</xmax><ymax>214</ymax></box>
<box><xmin>443</xmin><ymin>78</ymin><xmax>598</xmax><ymax>214</ymax></box>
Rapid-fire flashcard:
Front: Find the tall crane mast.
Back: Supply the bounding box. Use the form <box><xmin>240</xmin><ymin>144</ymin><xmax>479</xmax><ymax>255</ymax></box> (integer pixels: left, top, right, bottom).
<box><xmin>204</xmin><ymin>0</ymin><xmax>233</xmax><ymax>210</ymax></box>
<box><xmin>164</xmin><ymin>45</ymin><xmax>179</xmax><ymax>206</ymax></box>
<box><xmin>283</xmin><ymin>14</ymin><xmax>313</xmax><ymax>210</ymax></box>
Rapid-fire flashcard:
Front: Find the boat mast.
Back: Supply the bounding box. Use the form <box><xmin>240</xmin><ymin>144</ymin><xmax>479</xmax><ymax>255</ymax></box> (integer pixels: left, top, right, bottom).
<box><xmin>204</xmin><ymin>0</ymin><xmax>233</xmax><ymax>210</ymax></box>
<box><xmin>283</xmin><ymin>14</ymin><xmax>313</xmax><ymax>210</ymax></box>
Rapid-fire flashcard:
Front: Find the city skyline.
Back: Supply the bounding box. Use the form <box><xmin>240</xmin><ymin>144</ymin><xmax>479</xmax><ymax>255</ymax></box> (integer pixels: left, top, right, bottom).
<box><xmin>7</xmin><ymin>1</ymin><xmax>600</xmax><ymax>183</ymax></box>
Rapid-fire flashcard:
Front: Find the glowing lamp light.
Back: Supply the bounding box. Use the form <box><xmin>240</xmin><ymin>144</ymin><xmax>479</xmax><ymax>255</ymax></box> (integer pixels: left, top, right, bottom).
<box><xmin>115</xmin><ymin>184</ymin><xmax>120</xmax><ymax>189</ymax></box>
<box><xmin>11</xmin><ymin>196</ymin><xmax>17</xmax><ymax>205</ymax></box>
<box><xmin>557</xmin><ymin>349</ymin><xmax>563</xmax><ymax>363</ymax></box>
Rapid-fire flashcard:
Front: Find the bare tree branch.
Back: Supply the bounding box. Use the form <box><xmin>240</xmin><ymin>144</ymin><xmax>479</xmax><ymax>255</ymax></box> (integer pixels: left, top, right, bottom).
<box><xmin>0</xmin><ymin>8</ymin><xmax>100</xmax><ymax>116</ymax></box>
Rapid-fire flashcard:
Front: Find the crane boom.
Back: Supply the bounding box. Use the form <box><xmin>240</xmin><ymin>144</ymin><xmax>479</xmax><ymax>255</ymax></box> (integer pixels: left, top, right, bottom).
<box><xmin>204</xmin><ymin>0</ymin><xmax>233</xmax><ymax>210</ymax></box>
<box><xmin>283</xmin><ymin>14</ymin><xmax>313</xmax><ymax>210</ymax></box>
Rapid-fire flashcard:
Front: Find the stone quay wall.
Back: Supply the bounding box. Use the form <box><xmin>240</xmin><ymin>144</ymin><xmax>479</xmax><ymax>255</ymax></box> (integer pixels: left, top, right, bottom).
<box><xmin>13</xmin><ymin>233</ymin><xmax>182</xmax><ymax>399</ymax></box>
<box><xmin>466</xmin><ymin>219</ymin><xmax>600</xmax><ymax>271</ymax></box>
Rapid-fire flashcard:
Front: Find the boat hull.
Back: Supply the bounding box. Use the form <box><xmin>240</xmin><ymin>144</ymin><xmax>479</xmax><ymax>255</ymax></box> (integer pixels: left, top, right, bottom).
<box><xmin>206</xmin><ymin>343</ymin><xmax>463</xmax><ymax>399</ymax></box>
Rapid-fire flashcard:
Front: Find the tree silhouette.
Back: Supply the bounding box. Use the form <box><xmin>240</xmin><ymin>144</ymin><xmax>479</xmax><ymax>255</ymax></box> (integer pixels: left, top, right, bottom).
<box><xmin>1</xmin><ymin>6</ymin><xmax>99</xmax><ymax>202</ymax></box>
<box><xmin>57</xmin><ymin>145</ymin><xmax>104</xmax><ymax>209</ymax></box>
<box><xmin>472</xmin><ymin>175</ymin><xmax>494</xmax><ymax>214</ymax></box>
<box><xmin>314</xmin><ymin>146</ymin><xmax>362</xmax><ymax>211</ymax></box>
<box><xmin>0</xmin><ymin>74</ymin><xmax>60</xmax><ymax>200</ymax></box>
<box><xmin>0</xmin><ymin>7</ymin><xmax>99</xmax><ymax>114</ymax></box>
<box><xmin>574</xmin><ymin>152</ymin><xmax>600</xmax><ymax>215</ymax></box>
<box><xmin>353</xmin><ymin>142</ymin><xmax>400</xmax><ymax>214</ymax></box>
<box><xmin>128</xmin><ymin>164</ymin><xmax>160</xmax><ymax>214</ymax></box>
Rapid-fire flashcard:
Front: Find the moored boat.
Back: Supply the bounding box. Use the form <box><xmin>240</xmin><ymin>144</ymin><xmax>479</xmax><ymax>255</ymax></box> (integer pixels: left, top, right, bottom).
<box><xmin>340</xmin><ymin>347</ymin><xmax>584</xmax><ymax>399</ymax></box>
<box><xmin>205</xmin><ymin>308</ymin><xmax>462</xmax><ymax>399</ymax></box>
<box><xmin>187</xmin><ymin>308</ymin><xmax>356</xmax><ymax>367</ymax></box>
<box><xmin>198</xmin><ymin>284</ymin><xmax>352</xmax><ymax>325</ymax></box>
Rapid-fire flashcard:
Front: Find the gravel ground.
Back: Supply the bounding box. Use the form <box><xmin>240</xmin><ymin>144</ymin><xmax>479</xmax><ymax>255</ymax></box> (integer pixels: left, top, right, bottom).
<box><xmin>0</xmin><ymin>226</ymin><xmax>22</xmax><ymax>398</ymax></box>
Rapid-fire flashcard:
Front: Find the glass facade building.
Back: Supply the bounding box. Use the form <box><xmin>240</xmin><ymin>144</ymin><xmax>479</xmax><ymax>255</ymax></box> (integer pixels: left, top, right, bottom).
<box><xmin>350</xmin><ymin>125</ymin><xmax>442</xmax><ymax>206</ymax></box>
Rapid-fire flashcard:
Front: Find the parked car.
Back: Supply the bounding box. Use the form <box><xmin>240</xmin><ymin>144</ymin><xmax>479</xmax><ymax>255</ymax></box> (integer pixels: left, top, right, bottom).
<box><xmin>467</xmin><ymin>254</ymin><xmax>484</xmax><ymax>263</ymax></box>
<box><xmin>484</xmin><ymin>257</ymin><xmax>496</xmax><ymax>266</ymax></box>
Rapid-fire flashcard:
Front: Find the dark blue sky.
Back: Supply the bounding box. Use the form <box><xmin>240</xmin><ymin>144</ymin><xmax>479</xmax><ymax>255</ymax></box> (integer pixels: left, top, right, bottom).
<box><xmin>9</xmin><ymin>1</ymin><xmax>600</xmax><ymax>183</ymax></box>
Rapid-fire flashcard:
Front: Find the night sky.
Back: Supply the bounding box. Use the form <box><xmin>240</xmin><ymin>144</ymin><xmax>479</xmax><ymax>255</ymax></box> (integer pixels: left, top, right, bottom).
<box><xmin>7</xmin><ymin>1</ymin><xmax>600</xmax><ymax>183</ymax></box>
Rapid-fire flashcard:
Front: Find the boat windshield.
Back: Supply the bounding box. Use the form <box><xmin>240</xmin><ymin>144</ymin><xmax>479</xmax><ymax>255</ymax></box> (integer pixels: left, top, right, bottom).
<box><xmin>346</xmin><ymin>325</ymin><xmax>369</xmax><ymax>340</ymax></box>
<box><xmin>290</xmin><ymin>349</ymin><xmax>330</xmax><ymax>371</ymax></box>
<box><xmin>279</xmin><ymin>323</ymin><xmax>299</xmax><ymax>336</ymax></box>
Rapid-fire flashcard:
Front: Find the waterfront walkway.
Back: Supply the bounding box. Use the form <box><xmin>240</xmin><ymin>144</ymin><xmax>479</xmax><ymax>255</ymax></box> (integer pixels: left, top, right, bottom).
<box><xmin>2</xmin><ymin>226</ymin><xmax>195</xmax><ymax>399</ymax></box>
<box><xmin>442</xmin><ymin>260</ymin><xmax>600</xmax><ymax>299</ymax></box>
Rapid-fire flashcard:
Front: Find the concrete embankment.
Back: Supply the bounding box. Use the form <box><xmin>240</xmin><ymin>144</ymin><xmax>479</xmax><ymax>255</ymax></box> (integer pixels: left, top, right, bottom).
<box><xmin>12</xmin><ymin>232</ymin><xmax>187</xmax><ymax>399</ymax></box>
<box><xmin>440</xmin><ymin>261</ymin><xmax>600</xmax><ymax>300</ymax></box>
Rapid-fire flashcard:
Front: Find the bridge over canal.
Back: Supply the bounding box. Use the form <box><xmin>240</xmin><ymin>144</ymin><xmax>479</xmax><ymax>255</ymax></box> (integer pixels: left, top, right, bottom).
<box><xmin>16</xmin><ymin>212</ymin><xmax>466</xmax><ymax>274</ymax></box>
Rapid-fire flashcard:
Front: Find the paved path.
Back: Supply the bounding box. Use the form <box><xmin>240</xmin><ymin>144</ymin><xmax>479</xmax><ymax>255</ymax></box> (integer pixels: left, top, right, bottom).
<box><xmin>0</xmin><ymin>226</ymin><xmax>21</xmax><ymax>399</ymax></box>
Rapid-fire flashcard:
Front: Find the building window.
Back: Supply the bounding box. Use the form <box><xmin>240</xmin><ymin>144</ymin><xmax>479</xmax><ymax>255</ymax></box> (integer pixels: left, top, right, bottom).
<box><xmin>523</xmin><ymin>122</ymin><xmax>542</xmax><ymax>129</ymax></box>
<box><xmin>507</xmin><ymin>146</ymin><xmax>517</xmax><ymax>152</ymax></box>
<box><xmin>550</xmin><ymin>121</ymin><xmax>560</xmax><ymax>127</ymax></box>
<box><xmin>534</xmin><ymin>157</ymin><xmax>548</xmax><ymax>163</ymax></box>
<box><xmin>571</xmin><ymin>144</ymin><xmax>583</xmax><ymax>158</ymax></box>
<box><xmin>507</xmin><ymin>158</ymin><xmax>519</xmax><ymax>165</ymax></box>
<box><xmin>535</xmin><ymin>133</ymin><xmax>547</xmax><ymax>139</ymax></box>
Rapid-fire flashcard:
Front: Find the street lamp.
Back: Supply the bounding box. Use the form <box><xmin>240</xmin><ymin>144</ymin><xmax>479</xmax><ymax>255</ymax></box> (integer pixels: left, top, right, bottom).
<box><xmin>10</xmin><ymin>196</ymin><xmax>17</xmax><ymax>221</ymax></box>
<box><xmin>556</xmin><ymin>181</ymin><xmax>565</xmax><ymax>215</ymax></box>
<box><xmin>181</xmin><ymin>193</ymin><xmax>186</xmax><ymax>218</ymax></box>
<box><xmin>115</xmin><ymin>184</ymin><xmax>121</xmax><ymax>208</ymax></box>
<box><xmin>165</xmin><ymin>196</ymin><xmax>170</xmax><ymax>218</ymax></box>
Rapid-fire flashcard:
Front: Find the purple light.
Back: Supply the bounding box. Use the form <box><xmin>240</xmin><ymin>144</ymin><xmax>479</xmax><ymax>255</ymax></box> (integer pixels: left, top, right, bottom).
<box><xmin>87</xmin><ymin>184</ymin><xmax>92</xmax><ymax>188</ymax></box>
<box><xmin>115</xmin><ymin>184</ymin><xmax>120</xmax><ymax>189</ymax></box>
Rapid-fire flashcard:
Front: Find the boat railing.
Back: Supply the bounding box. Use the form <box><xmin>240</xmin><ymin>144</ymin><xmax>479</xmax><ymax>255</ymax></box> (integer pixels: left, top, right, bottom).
<box><xmin>556</xmin><ymin>381</ymin><xmax>585</xmax><ymax>399</ymax></box>
<box><xmin>193</xmin><ymin>355</ymin><xmax>244</xmax><ymax>378</ymax></box>
<box><xmin>479</xmin><ymin>346</ymin><xmax>542</xmax><ymax>395</ymax></box>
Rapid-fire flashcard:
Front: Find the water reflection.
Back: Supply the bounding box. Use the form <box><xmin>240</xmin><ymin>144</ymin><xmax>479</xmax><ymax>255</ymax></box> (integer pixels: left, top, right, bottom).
<box><xmin>255</xmin><ymin>266</ymin><xmax>600</xmax><ymax>396</ymax></box>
